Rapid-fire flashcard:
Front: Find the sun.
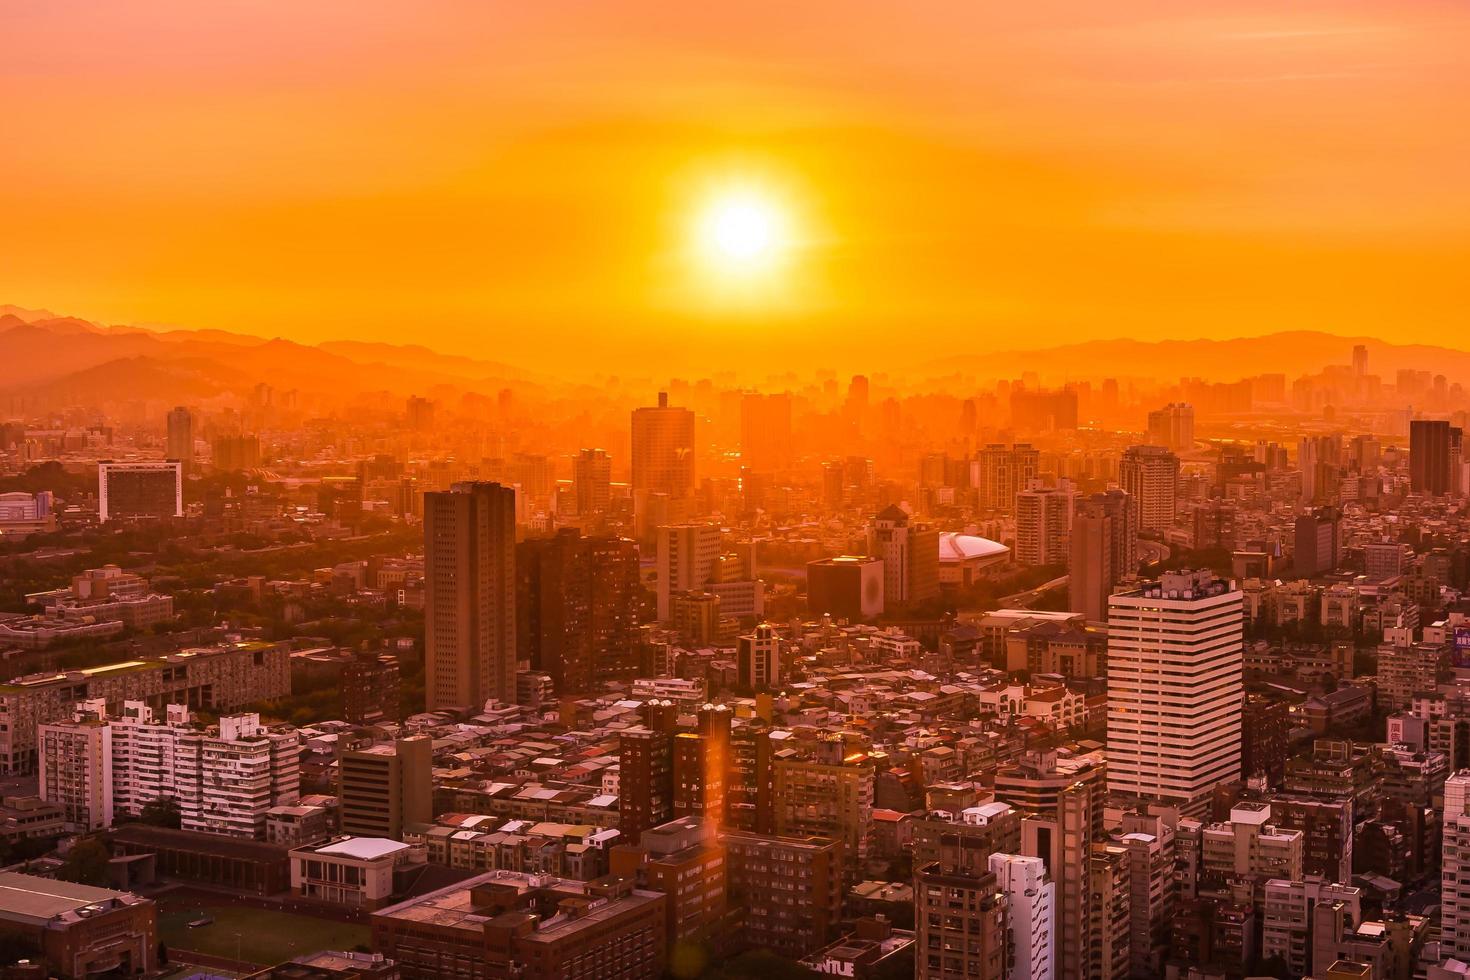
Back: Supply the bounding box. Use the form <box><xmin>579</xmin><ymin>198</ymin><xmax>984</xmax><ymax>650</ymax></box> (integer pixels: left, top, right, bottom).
<box><xmin>694</xmin><ymin>189</ymin><xmax>790</xmax><ymax>273</ymax></box>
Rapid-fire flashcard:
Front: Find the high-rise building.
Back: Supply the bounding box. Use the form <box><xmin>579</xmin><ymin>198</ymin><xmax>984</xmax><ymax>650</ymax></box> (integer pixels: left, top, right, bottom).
<box><xmin>990</xmin><ymin>853</ymin><xmax>1055</xmax><ymax>980</ymax></box>
<box><xmin>740</xmin><ymin>392</ymin><xmax>793</xmax><ymax>472</ymax></box>
<box><xmin>632</xmin><ymin>392</ymin><xmax>696</xmax><ymax>525</ymax></box>
<box><xmin>773</xmin><ymin>736</ymin><xmax>875</xmax><ymax>869</ymax></box>
<box><xmin>672</xmin><ymin>704</ymin><xmax>731</xmax><ymax>827</ymax></box>
<box><xmin>1146</xmin><ymin>403</ymin><xmax>1195</xmax><ymax>452</ymax></box>
<box><xmin>865</xmin><ymin>505</ymin><xmax>939</xmax><ymax>605</ymax></box>
<box><xmin>1069</xmin><ymin>499</ymin><xmax>1115</xmax><ymax>623</ymax></box>
<box><xmin>1118</xmin><ymin>445</ymin><xmax>1179</xmax><ymax>533</ymax></box>
<box><xmin>572</xmin><ymin>448</ymin><xmax>612</xmax><ymax>519</ymax></box>
<box><xmin>975</xmin><ymin>443</ymin><xmax>1040</xmax><ymax>512</ymax></box>
<box><xmin>736</xmin><ymin>623</ymin><xmax>781</xmax><ymax>691</ymax></box>
<box><xmin>175</xmin><ymin>713</ymin><xmax>301</xmax><ymax>838</ymax></box>
<box><xmin>1107</xmin><ymin>570</ymin><xmax>1244</xmax><ymax>814</ymax></box>
<box><xmin>1089</xmin><ymin>843</ymin><xmax>1132</xmax><ymax>980</ymax></box>
<box><xmin>165</xmin><ymin>406</ymin><xmax>193</xmax><ymax>464</ymax></box>
<box><xmin>339</xmin><ymin>736</ymin><xmax>433</xmax><ymax>841</ymax></box>
<box><xmin>97</xmin><ymin>460</ymin><xmax>183</xmax><ymax>523</ymax></box>
<box><xmin>655</xmin><ymin>522</ymin><xmax>722</xmax><ymax>621</ymax></box>
<box><xmin>1411</xmin><ymin>418</ymin><xmax>1455</xmax><ymax>495</ymax></box>
<box><xmin>211</xmin><ymin>434</ymin><xmax>262</xmax><ymax>471</ymax></box>
<box><xmin>1352</xmin><ymin>344</ymin><xmax>1368</xmax><ymax>377</ymax></box>
<box><xmin>1015</xmin><ymin>482</ymin><xmax>1073</xmax><ymax>567</ymax></box>
<box><xmin>995</xmin><ymin>751</ymin><xmax>1105</xmax><ymax>980</ymax></box>
<box><xmin>806</xmin><ymin>555</ymin><xmax>885</xmax><ymax>622</ymax></box>
<box><xmin>1443</xmin><ymin>771</ymin><xmax>1470</xmax><ymax>959</ymax></box>
<box><xmin>38</xmin><ymin>710</ymin><xmax>113</xmax><ymax>832</ymax></box>
<box><xmin>621</xmin><ymin>726</ymin><xmax>674</xmax><ymax>846</ymax></box>
<box><xmin>424</xmin><ymin>481</ymin><xmax>517</xmax><ymax>710</ymax></box>
<box><xmin>518</xmin><ymin>529</ymin><xmax>643</xmax><ymax>696</ymax></box>
<box><xmin>1294</xmin><ymin>506</ymin><xmax>1342</xmax><ymax>577</ymax></box>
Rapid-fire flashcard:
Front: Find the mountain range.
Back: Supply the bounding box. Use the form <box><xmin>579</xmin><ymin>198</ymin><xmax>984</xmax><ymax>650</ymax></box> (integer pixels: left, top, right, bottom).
<box><xmin>4</xmin><ymin>303</ymin><xmax>1470</xmax><ymax>409</ymax></box>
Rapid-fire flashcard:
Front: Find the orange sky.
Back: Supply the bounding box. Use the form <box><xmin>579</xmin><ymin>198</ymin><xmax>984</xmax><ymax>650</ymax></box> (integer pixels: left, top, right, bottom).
<box><xmin>3</xmin><ymin>0</ymin><xmax>1469</xmax><ymax>373</ymax></box>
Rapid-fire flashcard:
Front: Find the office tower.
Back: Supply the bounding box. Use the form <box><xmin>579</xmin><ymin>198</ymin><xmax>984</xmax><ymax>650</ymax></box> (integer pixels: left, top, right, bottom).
<box><xmin>1146</xmin><ymin>402</ymin><xmax>1195</xmax><ymax>452</ymax></box>
<box><xmin>1015</xmin><ymin>482</ymin><xmax>1073</xmax><ymax>566</ymax></box>
<box><xmin>1069</xmin><ymin>499</ymin><xmax>1115</xmax><ymax>623</ymax></box>
<box><xmin>1444</xmin><ymin>772</ymin><xmax>1470</xmax><ymax>959</ymax></box>
<box><xmin>620</xmin><ymin>724</ymin><xmax>674</xmax><ymax>845</ymax></box>
<box><xmin>97</xmin><ymin>460</ymin><xmax>183</xmax><ymax>523</ymax></box>
<box><xmin>1411</xmin><ymin>418</ymin><xmax>1455</xmax><ymax>495</ymax></box>
<box><xmin>736</xmin><ymin>623</ymin><xmax>781</xmax><ymax>690</ymax></box>
<box><xmin>632</xmin><ymin>391</ymin><xmax>695</xmax><ymax>499</ymax></box>
<box><xmin>1107</xmin><ymin>570</ymin><xmax>1244</xmax><ymax>815</ymax></box>
<box><xmin>990</xmin><ymin>854</ymin><xmax>1055</xmax><ymax>980</ymax></box>
<box><xmin>655</xmin><ymin>522</ymin><xmax>721</xmax><ymax>621</ymax></box>
<box><xmin>1294</xmin><ymin>506</ymin><xmax>1342</xmax><ymax>577</ymax></box>
<box><xmin>740</xmin><ymin>392</ymin><xmax>793</xmax><ymax>472</ymax></box>
<box><xmin>1352</xmin><ymin>344</ymin><xmax>1368</xmax><ymax>377</ymax></box>
<box><xmin>915</xmin><ymin>852</ymin><xmax>1009</xmax><ymax>980</ymax></box>
<box><xmin>724</xmin><ymin>830</ymin><xmax>843</xmax><ymax>959</ymax></box>
<box><xmin>517</xmin><ymin>530</ymin><xmax>640</xmax><ymax>694</ymax></box>
<box><xmin>1118</xmin><ymin>445</ymin><xmax>1178</xmax><ymax>533</ymax></box>
<box><xmin>806</xmin><ymin>555</ymin><xmax>884</xmax><ymax>621</ymax></box>
<box><xmin>865</xmin><ymin>505</ymin><xmax>940</xmax><ymax>605</ymax></box>
<box><xmin>976</xmin><ymin>443</ymin><xmax>1040</xmax><ymax>512</ymax></box>
<box><xmin>339</xmin><ymin>735</ymin><xmax>432</xmax><ymax>840</ymax></box>
<box><xmin>165</xmin><ymin>406</ymin><xmax>193</xmax><ymax>463</ymax></box>
<box><xmin>211</xmin><ymin>434</ymin><xmax>262</xmax><ymax>471</ymax></box>
<box><xmin>572</xmin><ymin>448</ymin><xmax>612</xmax><ymax>518</ymax></box>
<box><xmin>424</xmin><ymin>481</ymin><xmax>517</xmax><ymax>710</ymax></box>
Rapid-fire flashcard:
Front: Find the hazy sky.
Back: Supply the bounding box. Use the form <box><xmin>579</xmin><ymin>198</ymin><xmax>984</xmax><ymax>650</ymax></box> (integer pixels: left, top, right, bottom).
<box><xmin>3</xmin><ymin>0</ymin><xmax>1469</xmax><ymax>370</ymax></box>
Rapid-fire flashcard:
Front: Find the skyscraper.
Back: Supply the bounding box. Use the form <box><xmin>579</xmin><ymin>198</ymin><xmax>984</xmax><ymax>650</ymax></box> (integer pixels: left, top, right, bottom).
<box><xmin>1106</xmin><ymin>569</ymin><xmax>1243</xmax><ymax>815</ymax></box>
<box><xmin>740</xmin><ymin>392</ymin><xmax>793</xmax><ymax>472</ymax></box>
<box><xmin>165</xmin><ymin>406</ymin><xmax>193</xmax><ymax>464</ymax></box>
<box><xmin>1015</xmin><ymin>482</ymin><xmax>1073</xmax><ymax>567</ymax></box>
<box><xmin>572</xmin><ymin>448</ymin><xmax>612</xmax><ymax>519</ymax></box>
<box><xmin>518</xmin><ymin>529</ymin><xmax>643</xmax><ymax>695</ymax></box>
<box><xmin>1293</xmin><ymin>506</ymin><xmax>1342</xmax><ymax>577</ymax></box>
<box><xmin>975</xmin><ymin>443</ymin><xmax>1040</xmax><ymax>512</ymax></box>
<box><xmin>866</xmin><ymin>505</ymin><xmax>939</xmax><ymax>605</ymax></box>
<box><xmin>1443</xmin><ymin>772</ymin><xmax>1470</xmax><ymax>959</ymax></box>
<box><xmin>1410</xmin><ymin>418</ymin><xmax>1455</xmax><ymax>495</ymax></box>
<box><xmin>632</xmin><ymin>392</ymin><xmax>696</xmax><ymax>499</ymax></box>
<box><xmin>1118</xmin><ymin>445</ymin><xmax>1178</xmax><ymax>533</ymax></box>
<box><xmin>1069</xmin><ymin>490</ymin><xmax>1136</xmax><ymax>623</ymax></box>
<box><xmin>424</xmin><ymin>481</ymin><xmax>517</xmax><ymax>710</ymax></box>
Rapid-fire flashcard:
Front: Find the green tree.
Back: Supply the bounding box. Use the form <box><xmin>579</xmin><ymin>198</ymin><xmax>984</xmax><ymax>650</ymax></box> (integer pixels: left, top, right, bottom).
<box><xmin>56</xmin><ymin>837</ymin><xmax>111</xmax><ymax>886</ymax></box>
<box><xmin>138</xmin><ymin>797</ymin><xmax>182</xmax><ymax>829</ymax></box>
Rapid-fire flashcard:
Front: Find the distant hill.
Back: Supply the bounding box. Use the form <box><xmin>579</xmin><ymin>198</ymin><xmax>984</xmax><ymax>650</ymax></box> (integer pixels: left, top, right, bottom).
<box><xmin>0</xmin><ymin>309</ymin><xmax>543</xmax><ymax>407</ymax></box>
<box><xmin>933</xmin><ymin>331</ymin><xmax>1470</xmax><ymax>383</ymax></box>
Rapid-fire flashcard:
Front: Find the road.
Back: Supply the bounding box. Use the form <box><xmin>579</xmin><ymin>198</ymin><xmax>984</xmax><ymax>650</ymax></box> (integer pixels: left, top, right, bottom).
<box><xmin>1139</xmin><ymin>541</ymin><xmax>1171</xmax><ymax>568</ymax></box>
<box><xmin>998</xmin><ymin>575</ymin><xmax>1069</xmax><ymax>608</ymax></box>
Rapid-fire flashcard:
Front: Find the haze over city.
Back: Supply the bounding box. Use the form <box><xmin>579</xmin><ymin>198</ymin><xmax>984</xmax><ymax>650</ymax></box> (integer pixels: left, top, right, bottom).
<box><xmin>6</xmin><ymin>4</ymin><xmax>1470</xmax><ymax>980</ymax></box>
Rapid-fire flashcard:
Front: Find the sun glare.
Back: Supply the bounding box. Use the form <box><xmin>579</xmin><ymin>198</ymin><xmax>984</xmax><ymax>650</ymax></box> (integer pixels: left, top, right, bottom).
<box><xmin>694</xmin><ymin>189</ymin><xmax>790</xmax><ymax>273</ymax></box>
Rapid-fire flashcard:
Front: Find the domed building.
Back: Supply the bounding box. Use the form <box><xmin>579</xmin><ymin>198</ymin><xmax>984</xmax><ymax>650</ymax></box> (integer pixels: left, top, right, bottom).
<box><xmin>938</xmin><ymin>532</ymin><xmax>1011</xmax><ymax>589</ymax></box>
